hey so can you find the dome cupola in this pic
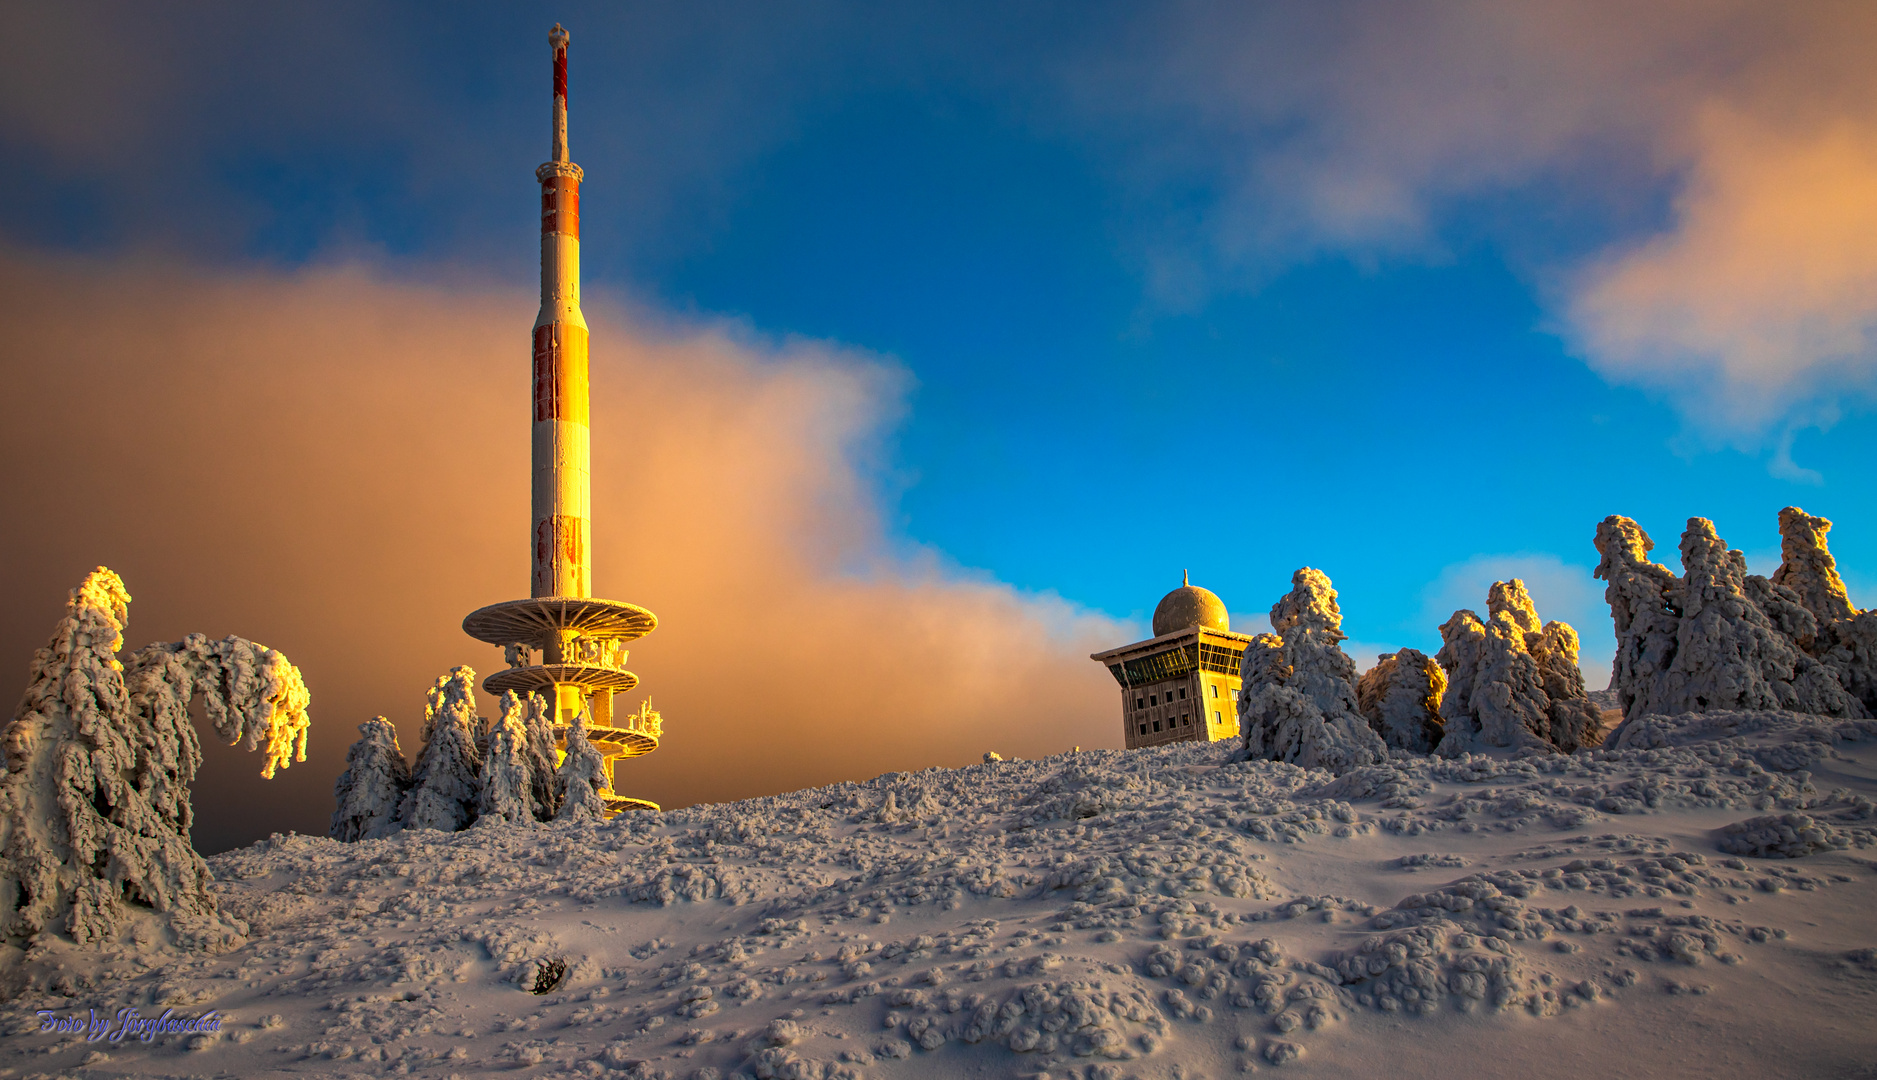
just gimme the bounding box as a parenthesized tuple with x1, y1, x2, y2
(1151, 570, 1229, 636)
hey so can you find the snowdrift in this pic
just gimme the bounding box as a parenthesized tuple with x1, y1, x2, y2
(3, 706, 1873, 1078)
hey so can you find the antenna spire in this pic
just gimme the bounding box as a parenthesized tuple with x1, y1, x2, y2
(549, 23, 570, 163)
(1182, 569, 1189, 587)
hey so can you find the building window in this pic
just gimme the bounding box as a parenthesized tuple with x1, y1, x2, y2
(1197, 641, 1244, 674)
(1138, 723, 1148, 735)
(1135, 697, 1144, 709)
(1181, 714, 1190, 726)
(1149, 693, 1157, 706)
(1179, 687, 1187, 699)
(1114, 644, 1199, 686)
(1153, 720, 1162, 732)
(1210, 684, 1218, 698)
(1213, 710, 1222, 723)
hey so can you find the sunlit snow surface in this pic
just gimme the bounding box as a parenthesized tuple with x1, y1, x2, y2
(5, 712, 1876, 1079)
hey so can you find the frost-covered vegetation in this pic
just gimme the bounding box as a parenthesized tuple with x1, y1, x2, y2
(1242, 507, 1877, 771)
(329, 671, 610, 840)
(3, 705, 1874, 1077)
(0, 568, 309, 953)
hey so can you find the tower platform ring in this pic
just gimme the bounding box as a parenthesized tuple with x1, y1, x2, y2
(605, 795, 660, 813)
(483, 662, 639, 696)
(588, 728, 658, 757)
(463, 596, 658, 648)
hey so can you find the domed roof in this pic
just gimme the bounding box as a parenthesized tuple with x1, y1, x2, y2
(1152, 571, 1229, 636)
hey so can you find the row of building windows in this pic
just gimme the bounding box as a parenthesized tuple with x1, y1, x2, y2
(1106, 645, 1198, 688)
(1135, 681, 1237, 711)
(1134, 685, 1191, 709)
(1197, 641, 1245, 675)
(1139, 714, 1194, 735)
(1137, 708, 1234, 738)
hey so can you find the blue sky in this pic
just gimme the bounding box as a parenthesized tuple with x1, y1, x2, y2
(6, 2, 1877, 838)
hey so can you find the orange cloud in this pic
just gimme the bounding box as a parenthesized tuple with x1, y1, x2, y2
(1079, 3, 1877, 435)
(1571, 109, 1877, 433)
(0, 252, 1128, 852)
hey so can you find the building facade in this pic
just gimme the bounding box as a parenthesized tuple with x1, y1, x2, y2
(1091, 574, 1249, 749)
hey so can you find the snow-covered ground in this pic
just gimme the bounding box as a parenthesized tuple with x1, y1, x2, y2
(4, 709, 1875, 1080)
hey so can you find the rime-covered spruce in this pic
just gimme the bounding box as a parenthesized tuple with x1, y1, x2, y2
(1239, 568, 1387, 773)
(1434, 579, 1602, 756)
(1356, 648, 1445, 752)
(555, 708, 612, 822)
(329, 718, 412, 841)
(0, 568, 309, 951)
(1596, 515, 1865, 724)
(399, 667, 485, 833)
(479, 692, 538, 825)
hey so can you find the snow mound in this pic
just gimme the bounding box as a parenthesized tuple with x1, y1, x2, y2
(1717, 813, 1851, 859)
(2, 704, 1871, 1076)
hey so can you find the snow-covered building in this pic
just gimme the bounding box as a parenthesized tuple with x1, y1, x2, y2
(1091, 573, 1250, 748)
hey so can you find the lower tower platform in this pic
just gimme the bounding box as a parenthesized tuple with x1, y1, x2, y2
(465, 596, 663, 814)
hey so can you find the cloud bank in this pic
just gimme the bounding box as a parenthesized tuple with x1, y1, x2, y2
(1572, 111, 1877, 437)
(1069, 1, 1877, 441)
(8, 2, 1877, 443)
(0, 252, 1126, 852)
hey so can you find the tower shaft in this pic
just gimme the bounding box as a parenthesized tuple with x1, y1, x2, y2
(533, 25, 590, 600)
(467, 24, 665, 817)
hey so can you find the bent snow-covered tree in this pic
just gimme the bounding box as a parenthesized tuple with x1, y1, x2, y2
(0, 568, 311, 949)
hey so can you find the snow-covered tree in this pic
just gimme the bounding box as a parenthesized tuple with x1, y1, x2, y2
(1239, 568, 1386, 773)
(329, 718, 411, 841)
(398, 667, 483, 833)
(477, 693, 535, 825)
(555, 706, 612, 822)
(1433, 607, 1555, 755)
(1355, 647, 1444, 752)
(0, 567, 309, 949)
(520, 691, 562, 821)
(1596, 515, 1863, 723)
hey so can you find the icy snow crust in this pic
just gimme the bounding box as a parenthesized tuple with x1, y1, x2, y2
(5, 711, 1875, 1078)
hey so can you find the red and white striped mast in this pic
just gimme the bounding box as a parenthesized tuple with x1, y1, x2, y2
(464, 24, 664, 815)
(534, 21, 590, 600)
